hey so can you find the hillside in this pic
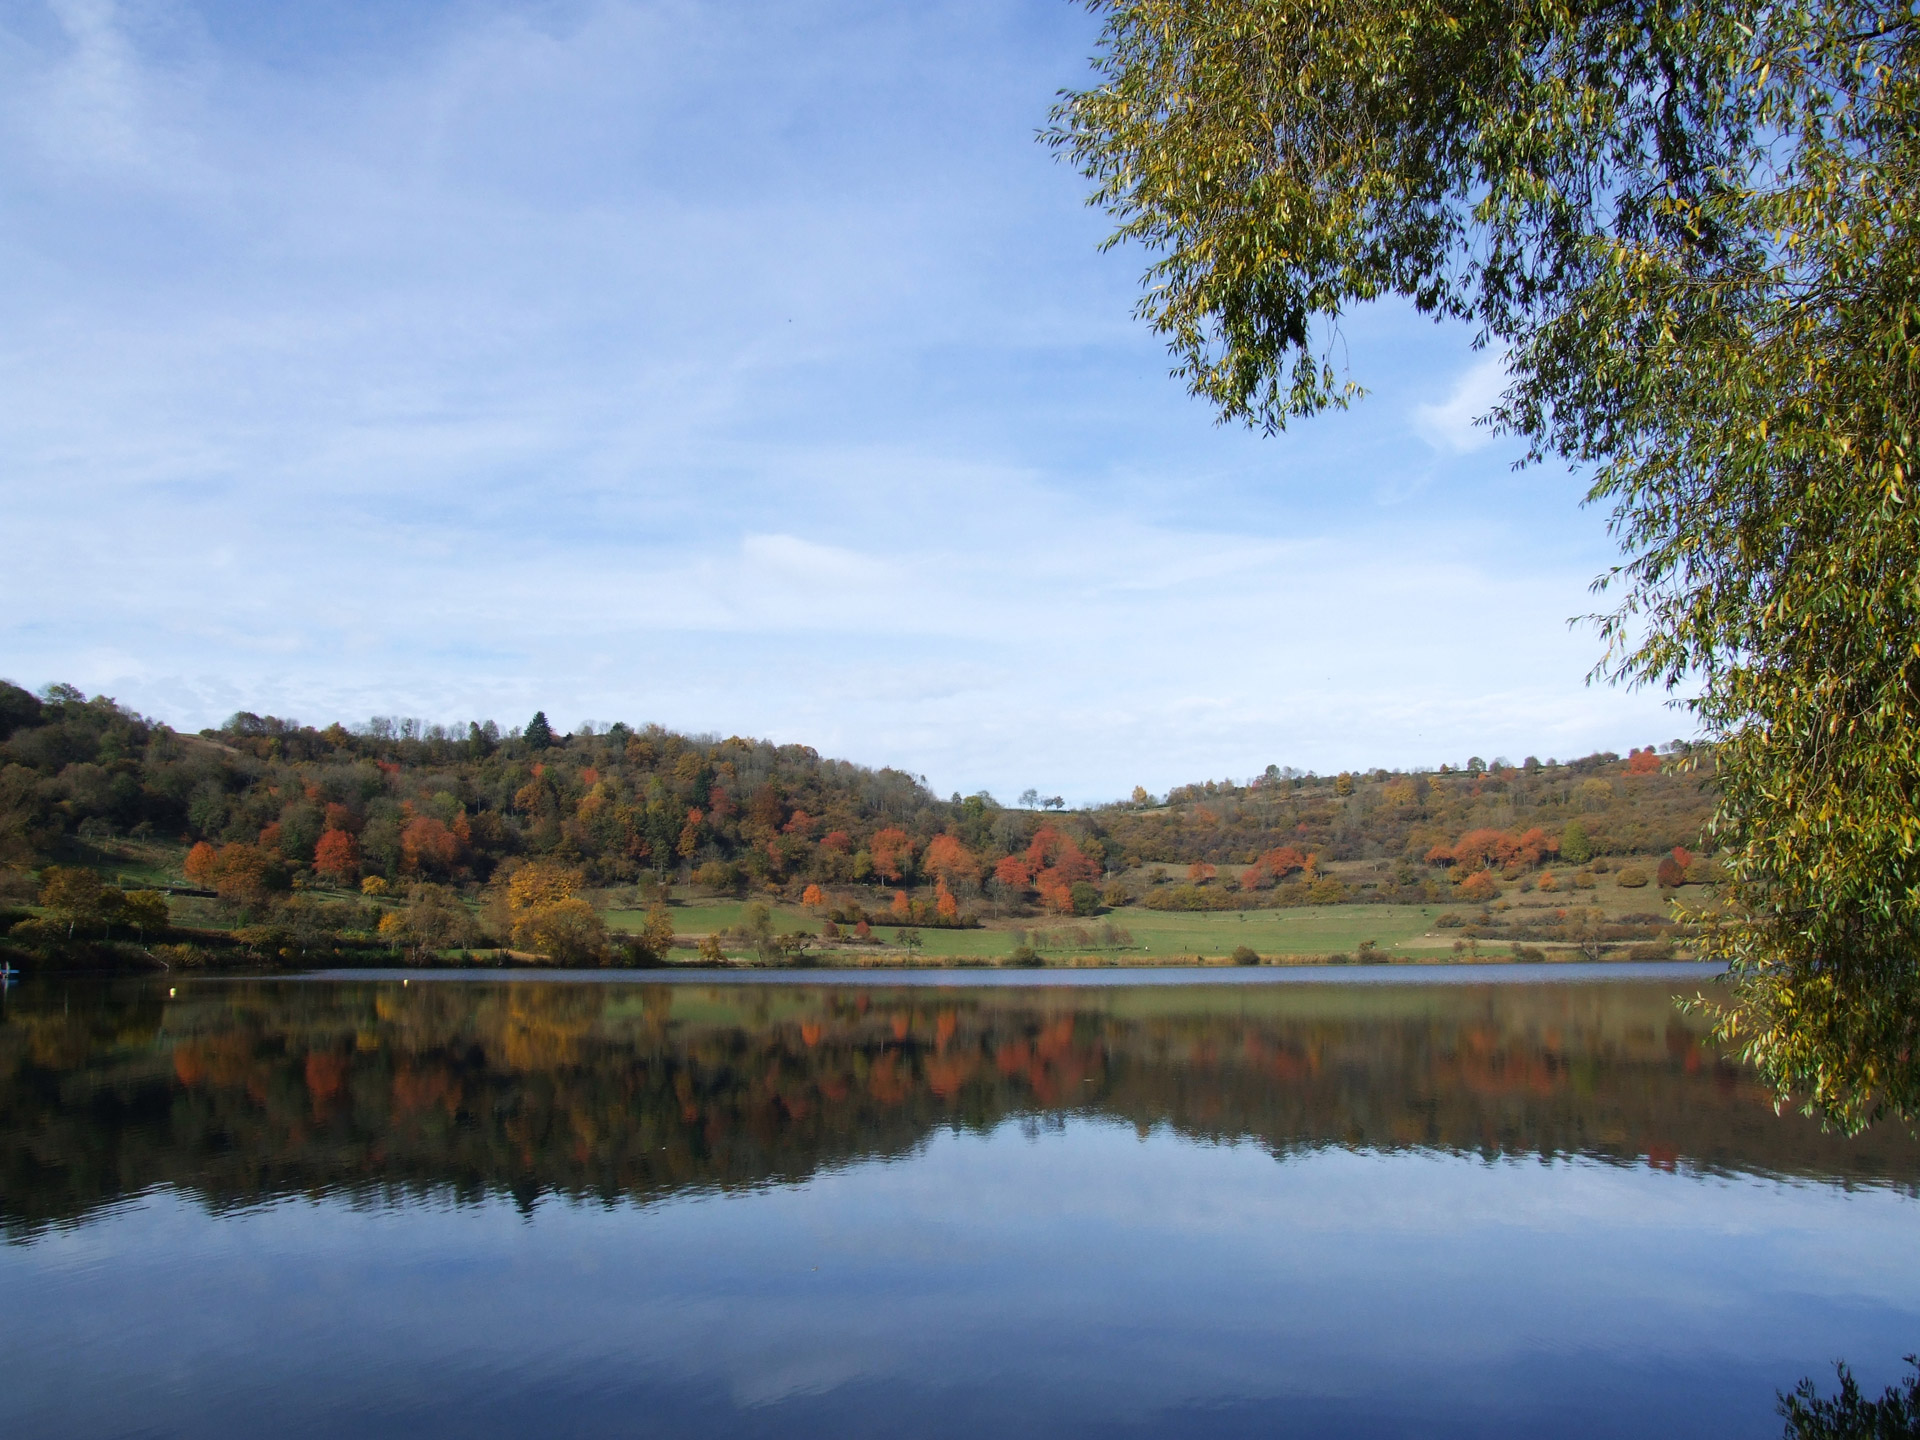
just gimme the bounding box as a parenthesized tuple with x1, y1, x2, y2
(0, 684, 952, 889)
(1097, 751, 1717, 876)
(0, 681, 1719, 966)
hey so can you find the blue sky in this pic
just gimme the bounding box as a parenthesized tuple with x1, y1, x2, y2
(0, 0, 1688, 802)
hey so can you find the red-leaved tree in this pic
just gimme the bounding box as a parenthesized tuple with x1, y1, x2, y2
(313, 829, 359, 884)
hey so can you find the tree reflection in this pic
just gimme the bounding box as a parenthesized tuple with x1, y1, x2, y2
(3, 978, 1917, 1239)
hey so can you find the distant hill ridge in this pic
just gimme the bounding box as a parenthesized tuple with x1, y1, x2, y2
(0, 683, 1713, 906)
(1096, 749, 1714, 871)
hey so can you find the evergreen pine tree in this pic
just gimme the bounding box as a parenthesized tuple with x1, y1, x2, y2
(524, 711, 554, 751)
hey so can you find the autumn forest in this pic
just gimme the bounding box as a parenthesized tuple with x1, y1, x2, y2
(0, 682, 1718, 969)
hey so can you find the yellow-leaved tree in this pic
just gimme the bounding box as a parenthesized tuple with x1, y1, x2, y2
(502, 861, 607, 965)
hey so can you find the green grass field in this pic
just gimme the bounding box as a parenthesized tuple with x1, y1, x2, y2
(608, 897, 1489, 963)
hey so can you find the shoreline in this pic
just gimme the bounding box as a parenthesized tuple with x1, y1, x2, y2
(266, 958, 1730, 986)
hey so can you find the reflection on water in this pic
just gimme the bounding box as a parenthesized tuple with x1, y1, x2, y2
(3, 976, 1918, 1438)
(5, 975, 1915, 1232)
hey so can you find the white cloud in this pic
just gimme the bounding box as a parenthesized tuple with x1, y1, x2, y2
(1413, 354, 1509, 454)
(0, 1, 1687, 801)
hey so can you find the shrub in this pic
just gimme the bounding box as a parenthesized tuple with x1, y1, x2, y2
(1230, 944, 1260, 966)
(1306, 877, 1349, 904)
(611, 935, 668, 968)
(517, 897, 607, 964)
(1616, 866, 1650, 888)
(1559, 820, 1593, 865)
(1459, 871, 1499, 902)
(1656, 855, 1686, 888)
(232, 924, 292, 960)
(693, 860, 739, 894)
(1005, 944, 1042, 967)
(1142, 884, 1239, 912)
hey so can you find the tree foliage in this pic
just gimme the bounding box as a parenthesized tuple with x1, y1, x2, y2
(1052, 0, 1920, 1128)
(38, 866, 118, 939)
(1780, 1358, 1920, 1440)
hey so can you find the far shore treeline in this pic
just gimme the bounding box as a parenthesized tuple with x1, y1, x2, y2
(0, 681, 1714, 969)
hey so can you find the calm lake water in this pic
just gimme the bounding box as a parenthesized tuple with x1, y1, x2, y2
(4, 966, 1918, 1438)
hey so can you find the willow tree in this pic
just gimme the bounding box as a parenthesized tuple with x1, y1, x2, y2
(1050, 0, 1920, 1128)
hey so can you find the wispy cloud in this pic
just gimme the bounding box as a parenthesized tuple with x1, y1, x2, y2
(0, 1, 1683, 801)
(1413, 354, 1509, 454)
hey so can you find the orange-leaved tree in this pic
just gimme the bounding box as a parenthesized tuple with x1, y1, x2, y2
(1460, 871, 1499, 902)
(922, 834, 980, 888)
(184, 840, 218, 888)
(871, 828, 915, 884)
(1026, 826, 1098, 914)
(400, 816, 458, 876)
(205, 842, 279, 910)
(313, 828, 359, 883)
(1240, 845, 1310, 889)
(1431, 827, 1557, 872)
(677, 808, 704, 859)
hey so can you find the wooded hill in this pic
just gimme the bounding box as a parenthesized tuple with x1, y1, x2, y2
(1096, 750, 1717, 871)
(0, 683, 954, 892)
(0, 682, 1716, 955)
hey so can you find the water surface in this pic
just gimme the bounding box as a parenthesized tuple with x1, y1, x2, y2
(3, 972, 1916, 1437)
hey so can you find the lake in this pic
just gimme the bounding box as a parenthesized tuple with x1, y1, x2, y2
(3, 966, 1917, 1437)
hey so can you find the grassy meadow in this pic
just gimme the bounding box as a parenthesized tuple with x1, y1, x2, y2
(598, 847, 1702, 966)
(606, 895, 1661, 966)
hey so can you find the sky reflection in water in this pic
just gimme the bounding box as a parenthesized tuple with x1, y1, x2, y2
(3, 974, 1918, 1438)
